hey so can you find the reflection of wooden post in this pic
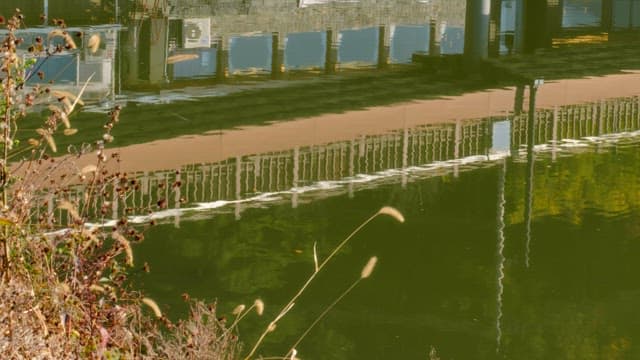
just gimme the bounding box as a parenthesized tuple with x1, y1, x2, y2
(174, 170, 181, 228)
(514, 84, 525, 115)
(235, 156, 242, 220)
(349, 140, 355, 198)
(216, 36, 229, 81)
(325, 29, 338, 74)
(598, 100, 605, 135)
(454, 120, 461, 177)
(495, 158, 506, 353)
(292, 147, 299, 208)
(47, 193, 54, 226)
(524, 82, 538, 269)
(402, 128, 408, 187)
(271, 32, 285, 79)
(552, 106, 558, 161)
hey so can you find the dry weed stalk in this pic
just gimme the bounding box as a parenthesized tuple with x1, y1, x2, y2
(0, 10, 237, 358)
(283, 256, 379, 359)
(243, 207, 404, 359)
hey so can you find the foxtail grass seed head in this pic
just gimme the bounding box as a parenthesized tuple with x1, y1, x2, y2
(142, 298, 162, 318)
(254, 299, 264, 316)
(63, 128, 77, 136)
(36, 128, 57, 152)
(112, 231, 134, 267)
(377, 206, 405, 223)
(361, 256, 378, 279)
(313, 241, 319, 272)
(232, 304, 246, 316)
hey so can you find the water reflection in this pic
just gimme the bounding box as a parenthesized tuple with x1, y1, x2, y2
(5, 1, 640, 359)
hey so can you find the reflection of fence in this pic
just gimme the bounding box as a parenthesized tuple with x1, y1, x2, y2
(56, 119, 489, 222)
(48, 96, 640, 225)
(511, 96, 640, 148)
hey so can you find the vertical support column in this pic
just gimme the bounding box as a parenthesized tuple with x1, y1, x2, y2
(43, 0, 49, 25)
(495, 158, 506, 353)
(548, 0, 564, 34)
(47, 193, 54, 227)
(429, 19, 441, 56)
(551, 106, 558, 162)
(629, 0, 635, 30)
(601, 0, 613, 33)
(348, 140, 355, 198)
(514, 84, 525, 115)
(125, 23, 140, 83)
(149, 17, 168, 83)
(271, 32, 285, 79)
(254, 156, 261, 192)
(292, 147, 299, 208)
(216, 36, 229, 82)
(524, 81, 538, 269)
(464, 0, 491, 62)
(325, 29, 339, 74)
(488, 0, 502, 57)
(598, 100, 605, 135)
(454, 120, 462, 178)
(377, 25, 391, 68)
(401, 128, 409, 188)
(524, 0, 552, 52)
(174, 170, 181, 228)
(235, 156, 242, 220)
(514, 0, 526, 53)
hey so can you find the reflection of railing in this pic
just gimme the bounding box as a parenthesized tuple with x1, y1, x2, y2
(48, 119, 490, 224)
(46, 95, 640, 226)
(122, 120, 488, 209)
(511, 96, 640, 148)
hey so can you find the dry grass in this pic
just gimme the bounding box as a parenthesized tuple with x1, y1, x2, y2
(0, 10, 238, 359)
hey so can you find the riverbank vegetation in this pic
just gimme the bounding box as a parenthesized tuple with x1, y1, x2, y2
(0, 10, 404, 359)
(0, 10, 239, 358)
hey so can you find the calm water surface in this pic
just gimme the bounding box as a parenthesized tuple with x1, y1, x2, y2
(3, 0, 640, 358)
(132, 133, 640, 359)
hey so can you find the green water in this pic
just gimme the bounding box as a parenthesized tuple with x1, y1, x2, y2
(4, 0, 640, 358)
(129, 136, 640, 359)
